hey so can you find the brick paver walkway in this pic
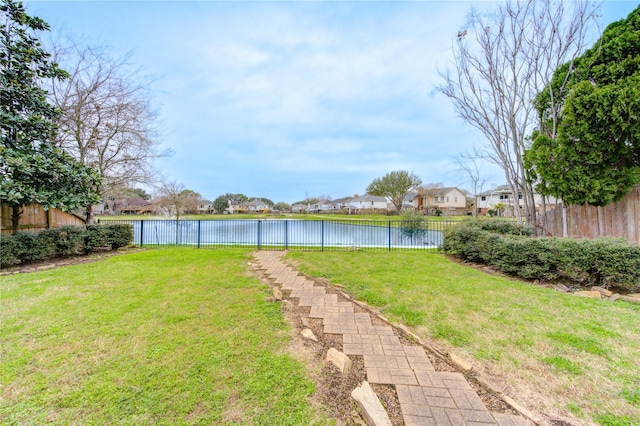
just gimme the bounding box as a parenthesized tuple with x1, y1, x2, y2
(254, 251, 532, 426)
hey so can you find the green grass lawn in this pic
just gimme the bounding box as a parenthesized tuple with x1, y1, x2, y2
(287, 251, 640, 426)
(1, 249, 331, 425)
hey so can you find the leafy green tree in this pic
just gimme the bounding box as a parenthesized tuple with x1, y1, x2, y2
(273, 202, 291, 212)
(527, 5, 640, 206)
(232, 193, 249, 204)
(292, 197, 320, 206)
(366, 170, 422, 213)
(0, 0, 100, 233)
(130, 187, 151, 201)
(212, 195, 229, 214)
(212, 193, 249, 214)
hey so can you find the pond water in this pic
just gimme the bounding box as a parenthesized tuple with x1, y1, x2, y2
(113, 219, 445, 249)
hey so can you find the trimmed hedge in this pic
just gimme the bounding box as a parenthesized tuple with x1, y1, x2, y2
(443, 219, 640, 292)
(1, 224, 133, 268)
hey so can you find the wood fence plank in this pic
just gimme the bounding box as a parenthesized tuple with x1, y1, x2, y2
(1, 204, 85, 234)
(540, 184, 639, 245)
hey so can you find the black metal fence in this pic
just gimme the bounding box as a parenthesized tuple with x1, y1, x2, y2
(98, 218, 459, 252)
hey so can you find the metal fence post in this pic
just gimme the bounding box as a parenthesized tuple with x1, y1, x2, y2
(257, 220, 262, 250)
(388, 221, 392, 251)
(140, 220, 144, 247)
(197, 220, 201, 248)
(321, 220, 325, 251)
(285, 220, 289, 250)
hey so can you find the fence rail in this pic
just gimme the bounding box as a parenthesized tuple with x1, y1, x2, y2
(99, 218, 458, 251)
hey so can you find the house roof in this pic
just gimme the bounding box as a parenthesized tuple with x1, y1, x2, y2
(404, 192, 420, 201)
(247, 199, 268, 207)
(356, 195, 387, 202)
(331, 197, 351, 204)
(478, 185, 516, 196)
(419, 187, 463, 197)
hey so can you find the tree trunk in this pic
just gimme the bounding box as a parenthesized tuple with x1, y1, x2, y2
(11, 206, 22, 235)
(540, 196, 547, 236)
(85, 204, 94, 225)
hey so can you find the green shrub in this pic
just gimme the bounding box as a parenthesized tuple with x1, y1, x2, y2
(567, 239, 640, 291)
(444, 220, 640, 292)
(0, 234, 21, 267)
(0, 224, 133, 268)
(442, 222, 485, 261)
(490, 237, 557, 279)
(85, 224, 133, 250)
(39, 226, 87, 257)
(85, 224, 110, 250)
(104, 224, 134, 248)
(475, 218, 535, 236)
(400, 211, 429, 241)
(20, 232, 55, 262)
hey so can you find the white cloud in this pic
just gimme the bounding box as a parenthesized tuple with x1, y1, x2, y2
(32, 0, 575, 201)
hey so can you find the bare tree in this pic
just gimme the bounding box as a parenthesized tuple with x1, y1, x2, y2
(49, 43, 171, 223)
(455, 152, 486, 217)
(155, 181, 201, 221)
(438, 0, 597, 224)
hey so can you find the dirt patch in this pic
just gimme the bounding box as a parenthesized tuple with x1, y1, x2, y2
(253, 258, 520, 425)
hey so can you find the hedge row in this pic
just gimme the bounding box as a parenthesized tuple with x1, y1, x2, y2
(443, 219, 640, 292)
(1, 224, 133, 268)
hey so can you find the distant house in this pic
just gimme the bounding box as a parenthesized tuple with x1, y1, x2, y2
(120, 198, 154, 215)
(417, 187, 467, 214)
(346, 195, 388, 214)
(291, 204, 307, 213)
(327, 197, 351, 212)
(307, 200, 332, 213)
(246, 199, 270, 213)
(403, 192, 420, 210)
(197, 200, 213, 214)
(476, 185, 558, 216)
(227, 199, 247, 214)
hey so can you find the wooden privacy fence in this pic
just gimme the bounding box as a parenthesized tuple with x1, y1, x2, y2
(0, 204, 86, 234)
(539, 184, 640, 244)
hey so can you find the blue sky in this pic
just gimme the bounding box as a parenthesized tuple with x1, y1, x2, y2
(26, 1, 638, 203)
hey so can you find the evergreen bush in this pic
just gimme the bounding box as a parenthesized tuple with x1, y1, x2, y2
(0, 224, 133, 268)
(443, 219, 640, 292)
